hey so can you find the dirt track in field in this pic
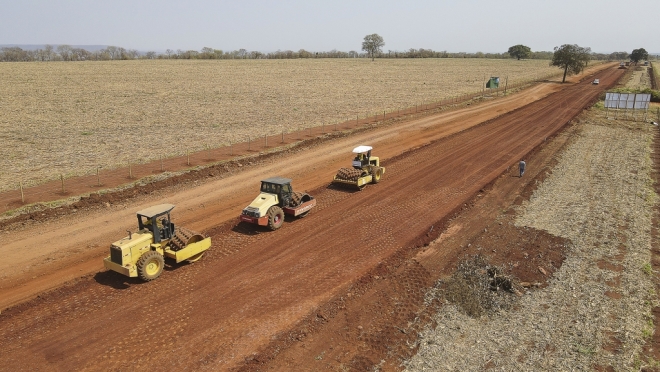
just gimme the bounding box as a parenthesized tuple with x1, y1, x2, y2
(0, 64, 622, 371)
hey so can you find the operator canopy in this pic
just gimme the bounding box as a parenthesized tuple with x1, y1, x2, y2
(261, 176, 292, 185)
(352, 145, 373, 153)
(136, 204, 175, 218)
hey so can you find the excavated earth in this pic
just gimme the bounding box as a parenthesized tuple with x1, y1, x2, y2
(0, 63, 624, 371)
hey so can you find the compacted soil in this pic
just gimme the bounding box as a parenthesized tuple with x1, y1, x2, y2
(0, 64, 623, 371)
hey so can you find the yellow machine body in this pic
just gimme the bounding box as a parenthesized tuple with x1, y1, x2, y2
(103, 204, 211, 281)
(103, 231, 160, 278)
(164, 236, 211, 263)
(240, 177, 317, 229)
(332, 146, 386, 189)
(246, 193, 279, 218)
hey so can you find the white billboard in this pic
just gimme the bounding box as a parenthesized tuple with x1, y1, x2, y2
(605, 92, 651, 110)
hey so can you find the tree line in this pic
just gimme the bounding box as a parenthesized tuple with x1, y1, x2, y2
(0, 44, 603, 63)
(0, 43, 647, 63)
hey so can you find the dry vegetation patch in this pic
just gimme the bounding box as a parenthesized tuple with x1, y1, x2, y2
(0, 59, 559, 191)
(404, 110, 657, 370)
(440, 255, 518, 318)
(626, 66, 653, 90)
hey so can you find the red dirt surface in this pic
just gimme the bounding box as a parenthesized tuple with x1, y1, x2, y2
(0, 64, 621, 371)
(0, 68, 583, 310)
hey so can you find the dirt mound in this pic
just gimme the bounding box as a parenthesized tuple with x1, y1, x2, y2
(441, 255, 517, 318)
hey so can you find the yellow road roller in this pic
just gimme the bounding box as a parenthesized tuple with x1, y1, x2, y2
(103, 204, 211, 281)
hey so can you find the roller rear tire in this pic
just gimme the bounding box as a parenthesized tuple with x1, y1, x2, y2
(371, 167, 383, 184)
(137, 251, 165, 281)
(267, 206, 285, 230)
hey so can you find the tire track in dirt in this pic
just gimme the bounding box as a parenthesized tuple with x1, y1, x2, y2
(0, 66, 624, 371)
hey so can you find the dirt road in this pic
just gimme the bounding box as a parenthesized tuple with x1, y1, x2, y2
(0, 64, 609, 310)
(0, 64, 622, 371)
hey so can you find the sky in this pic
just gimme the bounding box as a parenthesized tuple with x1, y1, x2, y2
(1, 0, 658, 54)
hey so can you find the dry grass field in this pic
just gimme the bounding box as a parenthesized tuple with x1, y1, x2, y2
(627, 65, 652, 90)
(0, 58, 560, 191)
(404, 66, 658, 370)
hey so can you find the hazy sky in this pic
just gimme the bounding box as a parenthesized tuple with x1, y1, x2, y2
(1, 0, 658, 53)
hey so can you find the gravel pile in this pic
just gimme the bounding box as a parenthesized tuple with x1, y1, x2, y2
(404, 115, 656, 371)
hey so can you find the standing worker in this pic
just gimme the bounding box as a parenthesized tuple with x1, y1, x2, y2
(519, 160, 526, 177)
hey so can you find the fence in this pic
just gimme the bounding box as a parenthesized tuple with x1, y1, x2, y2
(651, 62, 659, 90)
(0, 69, 565, 214)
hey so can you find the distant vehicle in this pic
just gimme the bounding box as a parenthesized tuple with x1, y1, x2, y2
(644, 61, 649, 66)
(592, 79, 599, 85)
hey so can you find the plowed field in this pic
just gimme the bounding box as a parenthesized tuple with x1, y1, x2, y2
(0, 63, 623, 371)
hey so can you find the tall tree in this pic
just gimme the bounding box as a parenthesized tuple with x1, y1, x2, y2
(362, 33, 384, 61)
(105, 46, 120, 60)
(44, 44, 54, 61)
(507, 44, 531, 60)
(550, 44, 591, 83)
(70, 48, 90, 61)
(56, 44, 73, 61)
(629, 48, 648, 63)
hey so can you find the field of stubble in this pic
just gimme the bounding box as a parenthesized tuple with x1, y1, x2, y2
(0, 58, 559, 191)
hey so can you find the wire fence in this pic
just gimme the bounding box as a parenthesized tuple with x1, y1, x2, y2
(650, 61, 659, 90)
(0, 70, 566, 214)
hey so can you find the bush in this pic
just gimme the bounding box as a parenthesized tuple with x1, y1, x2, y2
(608, 87, 660, 102)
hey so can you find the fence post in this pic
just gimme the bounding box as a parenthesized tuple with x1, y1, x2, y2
(248, 136, 251, 151)
(282, 130, 285, 143)
(129, 161, 133, 178)
(230, 141, 233, 156)
(160, 156, 164, 172)
(187, 150, 190, 166)
(482, 74, 485, 97)
(97, 167, 101, 186)
(265, 134, 267, 147)
(20, 181, 24, 203)
(61, 174, 65, 193)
